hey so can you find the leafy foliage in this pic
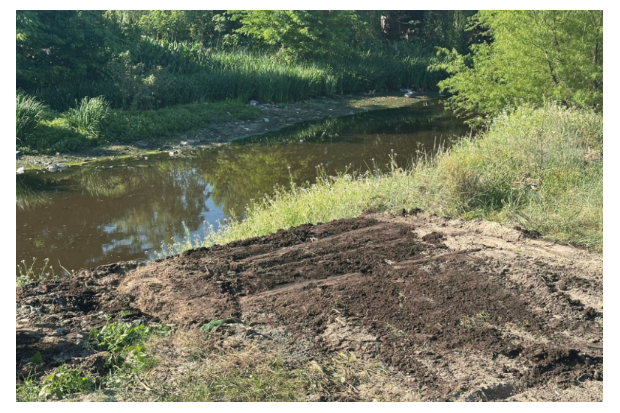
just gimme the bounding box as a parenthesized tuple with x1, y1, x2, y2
(432, 11, 603, 123)
(379, 10, 477, 52)
(16, 11, 115, 89)
(104, 100, 260, 142)
(23, 118, 91, 153)
(89, 321, 170, 366)
(38, 366, 95, 399)
(17, 10, 462, 115)
(106, 10, 232, 46)
(230, 11, 361, 61)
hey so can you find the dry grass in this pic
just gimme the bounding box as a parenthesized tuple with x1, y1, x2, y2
(104, 327, 420, 402)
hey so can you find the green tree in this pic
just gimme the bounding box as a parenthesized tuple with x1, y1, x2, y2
(16, 10, 115, 90)
(106, 10, 233, 45)
(140, 11, 215, 43)
(229, 10, 360, 60)
(415, 11, 477, 52)
(432, 10, 603, 123)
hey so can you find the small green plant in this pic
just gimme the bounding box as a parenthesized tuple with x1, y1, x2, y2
(66, 96, 110, 139)
(38, 365, 95, 399)
(16, 92, 46, 141)
(16, 378, 41, 402)
(89, 321, 170, 366)
(118, 309, 132, 318)
(17, 257, 57, 286)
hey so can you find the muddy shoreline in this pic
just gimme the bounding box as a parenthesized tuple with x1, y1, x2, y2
(16, 212, 603, 401)
(16, 93, 437, 172)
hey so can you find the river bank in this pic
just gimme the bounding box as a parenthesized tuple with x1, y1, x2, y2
(16, 93, 436, 172)
(15, 103, 603, 402)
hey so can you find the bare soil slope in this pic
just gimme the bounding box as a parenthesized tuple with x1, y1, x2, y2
(16, 212, 603, 401)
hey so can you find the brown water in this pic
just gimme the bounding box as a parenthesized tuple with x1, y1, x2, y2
(16, 103, 469, 274)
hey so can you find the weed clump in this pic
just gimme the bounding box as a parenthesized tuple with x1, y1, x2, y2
(37, 366, 96, 400)
(65, 96, 110, 139)
(89, 321, 171, 368)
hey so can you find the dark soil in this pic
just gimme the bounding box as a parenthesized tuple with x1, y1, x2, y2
(16, 213, 603, 401)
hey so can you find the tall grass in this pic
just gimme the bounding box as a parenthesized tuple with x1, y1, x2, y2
(195, 104, 602, 252)
(32, 41, 442, 111)
(65, 96, 110, 139)
(16, 92, 46, 141)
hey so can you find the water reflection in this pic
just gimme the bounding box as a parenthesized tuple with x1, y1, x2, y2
(17, 103, 469, 273)
(17, 176, 52, 210)
(17, 159, 219, 271)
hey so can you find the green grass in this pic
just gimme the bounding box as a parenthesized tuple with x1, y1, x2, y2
(17, 99, 261, 154)
(65, 96, 110, 139)
(104, 99, 260, 143)
(16, 92, 46, 141)
(19, 96, 111, 153)
(142, 331, 413, 402)
(180, 103, 602, 253)
(22, 117, 91, 153)
(164, 352, 382, 402)
(165, 355, 307, 402)
(32, 41, 442, 111)
(16, 378, 41, 402)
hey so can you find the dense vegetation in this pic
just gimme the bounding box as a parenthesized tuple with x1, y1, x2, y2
(432, 10, 603, 124)
(16, 10, 472, 153)
(15, 9, 604, 247)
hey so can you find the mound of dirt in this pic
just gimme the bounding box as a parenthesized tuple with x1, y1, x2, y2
(16, 213, 603, 401)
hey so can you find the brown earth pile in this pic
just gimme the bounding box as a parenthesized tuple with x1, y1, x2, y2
(16, 212, 603, 401)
